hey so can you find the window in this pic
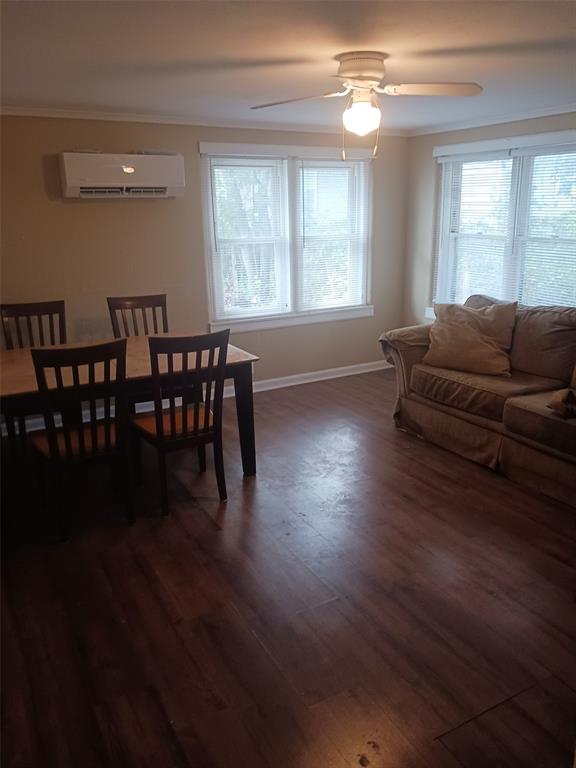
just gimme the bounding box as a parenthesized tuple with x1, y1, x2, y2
(202, 145, 372, 330)
(209, 158, 289, 319)
(434, 137, 576, 307)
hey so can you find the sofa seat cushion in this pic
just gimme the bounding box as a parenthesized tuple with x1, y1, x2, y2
(410, 364, 564, 421)
(504, 391, 576, 456)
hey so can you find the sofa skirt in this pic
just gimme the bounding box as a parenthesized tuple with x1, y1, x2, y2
(500, 438, 576, 509)
(397, 395, 575, 508)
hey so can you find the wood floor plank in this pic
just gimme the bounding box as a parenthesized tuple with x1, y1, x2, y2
(440, 676, 576, 768)
(3, 370, 576, 767)
(5, 551, 107, 768)
(1, 589, 43, 768)
(310, 687, 463, 768)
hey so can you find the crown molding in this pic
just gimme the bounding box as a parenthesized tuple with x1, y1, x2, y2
(3, 103, 573, 140)
(0, 105, 408, 137)
(407, 103, 576, 137)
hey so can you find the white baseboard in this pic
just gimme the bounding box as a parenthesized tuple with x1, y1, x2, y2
(224, 359, 392, 398)
(11, 360, 391, 433)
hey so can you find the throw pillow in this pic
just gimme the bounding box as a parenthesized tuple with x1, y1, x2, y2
(547, 389, 576, 419)
(423, 301, 517, 376)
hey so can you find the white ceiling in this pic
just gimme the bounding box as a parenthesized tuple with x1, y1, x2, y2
(2, 1, 575, 134)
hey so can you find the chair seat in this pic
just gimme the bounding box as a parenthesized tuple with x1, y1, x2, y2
(132, 403, 213, 438)
(31, 422, 117, 457)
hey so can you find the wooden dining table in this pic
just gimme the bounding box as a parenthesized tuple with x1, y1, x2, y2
(0, 334, 259, 475)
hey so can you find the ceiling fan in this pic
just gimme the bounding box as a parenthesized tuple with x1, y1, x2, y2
(251, 51, 482, 139)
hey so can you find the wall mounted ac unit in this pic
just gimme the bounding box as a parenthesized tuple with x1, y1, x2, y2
(59, 152, 186, 198)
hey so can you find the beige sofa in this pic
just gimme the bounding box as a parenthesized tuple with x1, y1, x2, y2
(380, 295, 576, 508)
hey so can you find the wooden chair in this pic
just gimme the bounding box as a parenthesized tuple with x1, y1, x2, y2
(1, 300, 66, 350)
(130, 330, 230, 515)
(107, 294, 168, 338)
(1, 301, 67, 458)
(30, 339, 133, 538)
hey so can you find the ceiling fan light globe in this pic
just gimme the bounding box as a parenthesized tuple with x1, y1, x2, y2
(342, 101, 381, 136)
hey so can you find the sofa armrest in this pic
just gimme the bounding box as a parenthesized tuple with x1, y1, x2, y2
(379, 324, 431, 351)
(379, 324, 431, 401)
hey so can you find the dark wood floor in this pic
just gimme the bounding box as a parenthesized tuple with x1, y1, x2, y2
(3, 369, 576, 768)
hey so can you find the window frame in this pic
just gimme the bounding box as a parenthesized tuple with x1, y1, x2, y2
(207, 156, 291, 321)
(200, 143, 374, 333)
(432, 132, 576, 308)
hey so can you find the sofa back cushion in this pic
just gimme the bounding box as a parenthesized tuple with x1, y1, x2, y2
(465, 295, 576, 383)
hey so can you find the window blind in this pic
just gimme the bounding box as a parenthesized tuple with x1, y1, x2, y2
(208, 158, 289, 319)
(520, 152, 576, 306)
(295, 161, 369, 311)
(434, 145, 576, 308)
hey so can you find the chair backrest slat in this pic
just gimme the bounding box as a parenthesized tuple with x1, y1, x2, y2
(48, 313, 56, 345)
(107, 294, 168, 339)
(103, 357, 113, 452)
(204, 346, 216, 431)
(142, 308, 150, 335)
(180, 351, 189, 436)
(167, 353, 177, 438)
(148, 331, 229, 444)
(15, 318, 24, 348)
(1, 301, 66, 350)
(131, 308, 138, 336)
(32, 339, 127, 461)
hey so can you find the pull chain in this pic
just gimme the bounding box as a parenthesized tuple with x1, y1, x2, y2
(373, 118, 381, 158)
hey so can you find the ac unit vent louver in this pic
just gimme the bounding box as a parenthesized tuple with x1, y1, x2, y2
(125, 187, 168, 196)
(79, 187, 124, 197)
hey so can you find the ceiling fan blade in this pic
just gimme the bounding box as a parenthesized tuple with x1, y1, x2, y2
(202, 57, 314, 71)
(382, 83, 483, 97)
(412, 39, 576, 58)
(251, 90, 348, 110)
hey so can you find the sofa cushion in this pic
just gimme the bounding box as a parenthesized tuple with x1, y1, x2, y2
(423, 302, 516, 376)
(411, 363, 564, 421)
(511, 306, 576, 383)
(504, 391, 576, 456)
(464, 295, 576, 383)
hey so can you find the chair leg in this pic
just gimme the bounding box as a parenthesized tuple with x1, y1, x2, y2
(197, 444, 206, 472)
(213, 438, 227, 502)
(34, 450, 48, 513)
(52, 465, 69, 542)
(122, 453, 136, 525)
(157, 449, 170, 516)
(131, 429, 143, 486)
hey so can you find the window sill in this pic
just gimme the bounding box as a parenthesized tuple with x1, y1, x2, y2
(209, 305, 374, 334)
